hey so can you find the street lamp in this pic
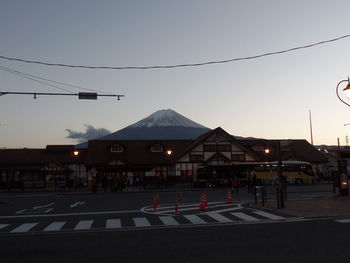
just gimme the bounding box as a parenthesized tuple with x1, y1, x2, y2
(73, 150, 80, 189)
(336, 78, 350, 107)
(165, 149, 173, 185)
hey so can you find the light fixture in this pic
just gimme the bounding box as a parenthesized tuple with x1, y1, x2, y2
(336, 77, 350, 107)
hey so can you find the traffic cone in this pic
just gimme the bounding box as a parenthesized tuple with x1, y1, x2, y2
(153, 194, 160, 212)
(174, 202, 180, 215)
(199, 192, 207, 211)
(201, 192, 208, 206)
(227, 189, 233, 204)
(177, 192, 184, 205)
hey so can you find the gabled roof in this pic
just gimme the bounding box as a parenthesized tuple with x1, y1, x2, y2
(175, 127, 259, 160)
(205, 152, 231, 164)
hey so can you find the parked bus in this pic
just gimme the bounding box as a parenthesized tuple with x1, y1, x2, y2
(193, 161, 314, 187)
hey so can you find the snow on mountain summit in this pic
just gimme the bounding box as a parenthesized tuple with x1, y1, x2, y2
(129, 109, 207, 128)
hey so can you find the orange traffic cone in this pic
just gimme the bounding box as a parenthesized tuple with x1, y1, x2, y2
(153, 194, 160, 212)
(174, 202, 180, 215)
(201, 192, 208, 206)
(227, 189, 233, 204)
(199, 192, 207, 211)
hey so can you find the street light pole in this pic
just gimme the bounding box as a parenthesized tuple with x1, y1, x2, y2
(336, 78, 350, 107)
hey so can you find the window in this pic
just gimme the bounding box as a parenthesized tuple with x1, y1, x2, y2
(203, 144, 231, 152)
(110, 144, 123, 152)
(189, 154, 204, 162)
(231, 154, 245, 161)
(151, 144, 163, 152)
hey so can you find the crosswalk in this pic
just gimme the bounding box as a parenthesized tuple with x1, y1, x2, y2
(0, 209, 295, 235)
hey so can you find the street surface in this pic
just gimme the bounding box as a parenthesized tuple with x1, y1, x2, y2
(0, 184, 344, 262)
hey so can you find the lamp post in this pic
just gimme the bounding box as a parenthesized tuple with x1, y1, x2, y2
(336, 78, 350, 107)
(166, 149, 173, 186)
(73, 150, 79, 189)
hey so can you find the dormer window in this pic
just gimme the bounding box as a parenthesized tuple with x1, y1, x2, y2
(151, 144, 163, 152)
(110, 144, 123, 153)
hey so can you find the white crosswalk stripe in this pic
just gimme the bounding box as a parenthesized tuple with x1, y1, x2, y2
(74, 220, 93, 230)
(207, 213, 233, 223)
(0, 209, 293, 234)
(11, 223, 38, 233)
(44, 221, 66, 232)
(252, 211, 286, 220)
(133, 217, 151, 227)
(183, 215, 206, 224)
(106, 219, 121, 229)
(159, 216, 179, 226)
(231, 212, 259, 221)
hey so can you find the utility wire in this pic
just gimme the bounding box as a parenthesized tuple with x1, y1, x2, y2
(0, 34, 350, 70)
(0, 65, 113, 94)
(0, 65, 73, 93)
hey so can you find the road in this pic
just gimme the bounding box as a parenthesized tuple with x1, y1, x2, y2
(0, 184, 341, 262)
(1, 219, 349, 263)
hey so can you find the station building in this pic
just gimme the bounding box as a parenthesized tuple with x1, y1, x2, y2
(0, 127, 327, 190)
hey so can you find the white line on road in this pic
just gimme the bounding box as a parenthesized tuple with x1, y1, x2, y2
(206, 213, 233, 223)
(334, 219, 350, 223)
(106, 219, 121, 229)
(201, 206, 242, 215)
(183, 215, 206, 224)
(11, 223, 38, 233)
(75, 220, 93, 230)
(159, 216, 179, 226)
(44, 222, 66, 232)
(252, 210, 286, 220)
(15, 209, 26, 214)
(231, 212, 259, 221)
(133, 217, 151, 227)
(0, 209, 140, 219)
(70, 202, 86, 208)
(33, 202, 55, 210)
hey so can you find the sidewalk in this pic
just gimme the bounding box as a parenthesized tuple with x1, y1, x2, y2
(250, 195, 350, 218)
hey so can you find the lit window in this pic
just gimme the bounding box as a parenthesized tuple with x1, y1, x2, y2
(110, 144, 123, 152)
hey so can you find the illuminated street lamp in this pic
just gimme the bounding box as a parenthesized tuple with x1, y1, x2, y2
(73, 150, 80, 189)
(336, 78, 350, 107)
(165, 149, 173, 185)
(264, 148, 270, 154)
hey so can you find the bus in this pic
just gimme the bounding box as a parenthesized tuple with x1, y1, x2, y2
(193, 161, 314, 187)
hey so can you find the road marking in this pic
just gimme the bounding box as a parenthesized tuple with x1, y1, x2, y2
(44, 222, 66, 232)
(74, 220, 93, 230)
(231, 212, 259, 221)
(11, 223, 38, 233)
(183, 215, 206, 224)
(201, 206, 242, 215)
(33, 203, 55, 210)
(0, 224, 9, 230)
(15, 209, 26, 214)
(70, 202, 86, 208)
(133, 217, 151, 227)
(206, 213, 233, 223)
(106, 219, 121, 229)
(334, 219, 350, 223)
(159, 216, 179, 226)
(252, 211, 285, 220)
(0, 209, 140, 219)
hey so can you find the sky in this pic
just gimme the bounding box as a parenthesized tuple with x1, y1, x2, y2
(1, 0, 350, 148)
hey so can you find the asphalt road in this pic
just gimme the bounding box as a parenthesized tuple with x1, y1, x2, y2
(0, 219, 348, 263)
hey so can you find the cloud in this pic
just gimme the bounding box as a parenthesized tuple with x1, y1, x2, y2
(66, 125, 111, 142)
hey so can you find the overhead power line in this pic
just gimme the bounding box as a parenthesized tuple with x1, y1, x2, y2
(0, 34, 350, 70)
(0, 65, 113, 94)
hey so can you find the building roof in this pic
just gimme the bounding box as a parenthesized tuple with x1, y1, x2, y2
(85, 140, 193, 168)
(239, 139, 328, 163)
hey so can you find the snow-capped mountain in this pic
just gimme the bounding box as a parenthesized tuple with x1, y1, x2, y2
(76, 109, 210, 148)
(130, 109, 207, 128)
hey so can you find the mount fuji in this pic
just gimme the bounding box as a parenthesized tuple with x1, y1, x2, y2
(76, 109, 211, 148)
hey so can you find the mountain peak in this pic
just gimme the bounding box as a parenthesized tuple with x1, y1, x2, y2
(129, 109, 207, 129)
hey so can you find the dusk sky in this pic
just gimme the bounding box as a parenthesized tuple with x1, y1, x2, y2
(1, 0, 350, 148)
